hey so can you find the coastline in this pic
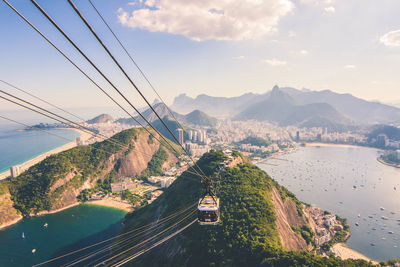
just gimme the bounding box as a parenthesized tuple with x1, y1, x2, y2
(256, 143, 382, 263)
(377, 157, 400, 169)
(0, 215, 23, 231)
(0, 129, 91, 180)
(85, 198, 133, 213)
(331, 243, 378, 264)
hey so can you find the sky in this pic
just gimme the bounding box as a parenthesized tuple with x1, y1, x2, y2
(0, 0, 399, 116)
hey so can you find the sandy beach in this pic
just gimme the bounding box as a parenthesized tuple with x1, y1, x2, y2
(0, 129, 91, 180)
(85, 198, 133, 212)
(331, 243, 378, 264)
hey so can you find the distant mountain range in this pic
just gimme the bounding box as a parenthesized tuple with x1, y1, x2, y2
(87, 114, 114, 124)
(89, 103, 218, 128)
(172, 86, 400, 125)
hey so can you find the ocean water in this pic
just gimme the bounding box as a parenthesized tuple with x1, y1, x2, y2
(0, 126, 80, 173)
(0, 204, 127, 266)
(258, 145, 400, 261)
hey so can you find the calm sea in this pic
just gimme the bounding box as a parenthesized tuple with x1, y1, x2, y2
(258, 145, 400, 261)
(0, 204, 127, 266)
(0, 125, 80, 173)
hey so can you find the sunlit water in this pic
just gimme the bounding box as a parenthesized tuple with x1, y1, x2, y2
(0, 204, 126, 266)
(258, 145, 400, 261)
(0, 127, 80, 173)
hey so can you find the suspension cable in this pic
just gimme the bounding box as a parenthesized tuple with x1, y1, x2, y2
(112, 219, 197, 267)
(29, 0, 206, 180)
(0, 79, 86, 122)
(1, 0, 202, 179)
(33, 202, 196, 267)
(87, 0, 188, 135)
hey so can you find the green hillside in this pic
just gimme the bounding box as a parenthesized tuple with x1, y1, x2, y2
(9, 129, 139, 215)
(118, 151, 372, 266)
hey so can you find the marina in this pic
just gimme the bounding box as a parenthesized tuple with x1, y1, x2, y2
(258, 144, 400, 261)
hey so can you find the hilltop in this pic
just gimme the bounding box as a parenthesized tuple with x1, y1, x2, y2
(171, 85, 400, 125)
(0, 128, 179, 223)
(117, 151, 373, 266)
(87, 114, 114, 124)
(116, 103, 218, 128)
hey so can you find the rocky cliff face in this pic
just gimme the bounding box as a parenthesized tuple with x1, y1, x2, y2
(0, 128, 178, 228)
(270, 187, 309, 251)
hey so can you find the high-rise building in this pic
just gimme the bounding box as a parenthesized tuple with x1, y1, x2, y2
(175, 128, 184, 145)
(193, 131, 198, 142)
(188, 130, 193, 141)
(10, 166, 20, 178)
(377, 134, 388, 147)
(296, 131, 300, 142)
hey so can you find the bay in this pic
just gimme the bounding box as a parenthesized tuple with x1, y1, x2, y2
(0, 127, 80, 173)
(258, 145, 400, 261)
(0, 204, 127, 266)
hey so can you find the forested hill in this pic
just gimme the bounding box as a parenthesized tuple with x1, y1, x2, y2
(5, 128, 179, 217)
(118, 151, 372, 266)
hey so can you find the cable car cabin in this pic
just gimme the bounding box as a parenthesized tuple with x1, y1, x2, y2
(197, 195, 220, 225)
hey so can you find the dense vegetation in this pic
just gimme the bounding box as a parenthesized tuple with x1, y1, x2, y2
(237, 136, 270, 147)
(140, 146, 169, 178)
(9, 128, 138, 215)
(119, 150, 373, 266)
(368, 125, 400, 142)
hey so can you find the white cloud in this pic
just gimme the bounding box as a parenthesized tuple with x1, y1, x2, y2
(301, 0, 335, 6)
(117, 0, 294, 41)
(264, 59, 287, 66)
(324, 6, 335, 13)
(233, 56, 245, 59)
(345, 65, 356, 69)
(380, 30, 400, 47)
(289, 49, 309, 55)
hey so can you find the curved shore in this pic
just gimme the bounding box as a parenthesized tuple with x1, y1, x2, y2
(0, 129, 91, 180)
(377, 157, 400, 169)
(331, 243, 378, 264)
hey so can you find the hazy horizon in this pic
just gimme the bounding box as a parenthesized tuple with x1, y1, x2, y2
(1, 0, 399, 113)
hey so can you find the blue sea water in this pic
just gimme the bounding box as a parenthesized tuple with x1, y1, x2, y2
(0, 204, 127, 266)
(0, 125, 80, 173)
(259, 145, 400, 261)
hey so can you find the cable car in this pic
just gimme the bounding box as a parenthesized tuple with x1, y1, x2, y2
(198, 194, 220, 225)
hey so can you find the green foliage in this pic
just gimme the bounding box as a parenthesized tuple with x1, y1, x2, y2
(237, 136, 270, 147)
(368, 125, 400, 142)
(0, 181, 9, 195)
(292, 225, 315, 245)
(9, 128, 138, 215)
(140, 146, 169, 178)
(119, 150, 373, 267)
(120, 189, 143, 205)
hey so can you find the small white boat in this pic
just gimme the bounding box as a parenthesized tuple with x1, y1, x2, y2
(43, 223, 48, 227)
(22, 232, 25, 239)
(32, 249, 36, 253)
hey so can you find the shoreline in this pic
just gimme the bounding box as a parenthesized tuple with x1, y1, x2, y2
(377, 157, 400, 169)
(256, 143, 381, 263)
(331, 243, 378, 264)
(0, 129, 91, 180)
(0, 199, 130, 231)
(84, 198, 133, 213)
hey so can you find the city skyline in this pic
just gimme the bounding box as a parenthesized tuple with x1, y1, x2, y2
(0, 0, 399, 113)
